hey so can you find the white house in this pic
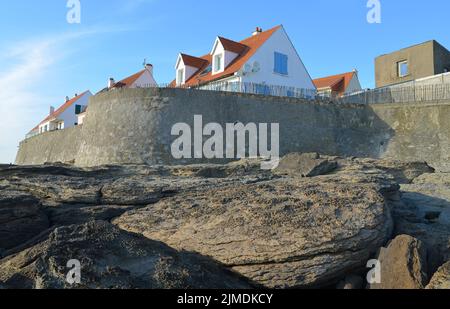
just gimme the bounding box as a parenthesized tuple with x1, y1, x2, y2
(108, 64, 157, 90)
(27, 91, 92, 138)
(171, 25, 316, 96)
(313, 70, 362, 98)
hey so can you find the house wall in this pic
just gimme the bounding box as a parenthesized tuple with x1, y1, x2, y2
(37, 92, 92, 133)
(433, 41, 450, 74)
(59, 92, 91, 127)
(132, 69, 157, 88)
(178, 63, 199, 85)
(378, 72, 450, 90)
(345, 74, 363, 94)
(241, 27, 316, 90)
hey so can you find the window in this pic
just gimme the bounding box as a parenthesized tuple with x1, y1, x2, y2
(75, 105, 81, 115)
(398, 60, 409, 77)
(214, 54, 223, 73)
(177, 68, 184, 85)
(274, 52, 288, 75)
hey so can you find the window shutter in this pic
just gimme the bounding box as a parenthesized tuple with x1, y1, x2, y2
(274, 52, 280, 73)
(274, 52, 288, 75)
(283, 54, 288, 75)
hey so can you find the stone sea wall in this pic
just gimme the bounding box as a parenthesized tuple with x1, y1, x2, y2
(15, 88, 450, 168)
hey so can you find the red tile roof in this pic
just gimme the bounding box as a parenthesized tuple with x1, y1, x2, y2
(30, 91, 90, 133)
(171, 25, 282, 87)
(217, 37, 248, 54)
(313, 72, 356, 96)
(112, 69, 146, 88)
(179, 54, 209, 69)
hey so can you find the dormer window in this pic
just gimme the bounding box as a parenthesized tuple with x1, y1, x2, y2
(210, 37, 247, 75)
(175, 53, 209, 86)
(213, 54, 223, 73)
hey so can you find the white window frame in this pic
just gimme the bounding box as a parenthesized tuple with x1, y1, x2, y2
(177, 68, 185, 85)
(398, 60, 409, 77)
(213, 53, 223, 74)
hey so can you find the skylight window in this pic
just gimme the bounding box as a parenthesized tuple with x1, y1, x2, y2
(200, 65, 212, 76)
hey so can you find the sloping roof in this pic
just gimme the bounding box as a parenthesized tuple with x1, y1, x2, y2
(179, 54, 209, 69)
(171, 25, 282, 87)
(217, 37, 248, 54)
(30, 91, 90, 133)
(112, 69, 146, 88)
(313, 72, 356, 95)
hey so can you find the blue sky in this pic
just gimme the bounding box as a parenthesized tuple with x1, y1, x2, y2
(0, 0, 449, 163)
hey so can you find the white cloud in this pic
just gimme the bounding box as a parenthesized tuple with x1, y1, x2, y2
(0, 39, 57, 163)
(0, 27, 123, 164)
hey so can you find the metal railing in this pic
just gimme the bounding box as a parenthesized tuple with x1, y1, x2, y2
(136, 82, 450, 104)
(333, 84, 450, 104)
(138, 82, 318, 100)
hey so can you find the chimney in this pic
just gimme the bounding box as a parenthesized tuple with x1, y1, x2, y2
(74, 93, 78, 97)
(252, 27, 263, 36)
(108, 78, 115, 89)
(145, 63, 154, 75)
(50, 106, 55, 115)
(65, 96, 70, 102)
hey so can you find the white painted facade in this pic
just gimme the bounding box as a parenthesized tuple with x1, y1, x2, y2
(344, 74, 362, 95)
(239, 27, 315, 90)
(175, 55, 200, 86)
(37, 91, 92, 134)
(77, 112, 87, 125)
(131, 67, 158, 88)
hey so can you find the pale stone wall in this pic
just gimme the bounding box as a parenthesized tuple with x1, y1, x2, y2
(15, 88, 450, 169)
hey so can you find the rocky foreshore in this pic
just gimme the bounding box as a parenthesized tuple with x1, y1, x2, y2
(0, 153, 448, 289)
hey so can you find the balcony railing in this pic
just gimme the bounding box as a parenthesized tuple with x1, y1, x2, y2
(128, 82, 450, 104)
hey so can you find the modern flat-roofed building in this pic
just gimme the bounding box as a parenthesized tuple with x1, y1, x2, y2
(375, 40, 450, 88)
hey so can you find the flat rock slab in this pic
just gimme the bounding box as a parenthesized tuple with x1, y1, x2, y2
(114, 175, 394, 288)
(0, 221, 254, 289)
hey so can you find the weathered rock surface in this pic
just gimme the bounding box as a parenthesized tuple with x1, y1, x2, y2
(274, 152, 338, 177)
(0, 221, 254, 289)
(0, 191, 49, 251)
(0, 155, 446, 289)
(114, 172, 395, 288)
(370, 235, 428, 289)
(426, 261, 450, 289)
(394, 172, 450, 264)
